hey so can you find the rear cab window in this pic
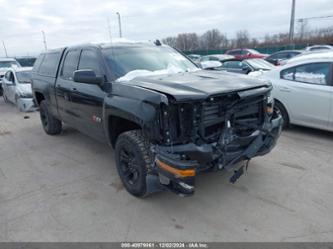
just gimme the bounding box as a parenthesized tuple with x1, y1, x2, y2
(32, 54, 45, 72)
(37, 51, 62, 77)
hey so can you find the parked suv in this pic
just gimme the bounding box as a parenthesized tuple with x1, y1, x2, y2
(32, 42, 282, 197)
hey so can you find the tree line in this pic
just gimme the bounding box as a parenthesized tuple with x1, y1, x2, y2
(162, 27, 333, 52)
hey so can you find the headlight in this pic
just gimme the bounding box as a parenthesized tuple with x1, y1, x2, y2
(266, 91, 274, 115)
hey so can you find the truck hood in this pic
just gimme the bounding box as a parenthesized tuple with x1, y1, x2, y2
(127, 70, 271, 101)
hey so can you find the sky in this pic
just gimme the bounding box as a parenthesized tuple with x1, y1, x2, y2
(0, 0, 332, 57)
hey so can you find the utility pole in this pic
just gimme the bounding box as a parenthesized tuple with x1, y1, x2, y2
(2, 40, 8, 57)
(107, 17, 112, 42)
(116, 12, 122, 38)
(41, 30, 47, 51)
(298, 18, 308, 40)
(289, 0, 296, 44)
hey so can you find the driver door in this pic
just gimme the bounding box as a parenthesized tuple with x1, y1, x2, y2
(70, 48, 107, 141)
(55, 48, 81, 124)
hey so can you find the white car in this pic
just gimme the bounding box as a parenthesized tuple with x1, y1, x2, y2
(2, 67, 36, 112)
(260, 51, 333, 132)
(304, 44, 333, 52)
(0, 57, 21, 96)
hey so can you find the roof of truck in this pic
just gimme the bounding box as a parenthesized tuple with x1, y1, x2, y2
(38, 40, 161, 55)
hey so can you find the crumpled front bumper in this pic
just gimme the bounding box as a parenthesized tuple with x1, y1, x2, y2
(150, 113, 283, 196)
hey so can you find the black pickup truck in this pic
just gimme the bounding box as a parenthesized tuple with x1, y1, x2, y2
(32, 42, 282, 197)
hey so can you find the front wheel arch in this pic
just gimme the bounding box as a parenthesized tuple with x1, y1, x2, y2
(274, 99, 290, 128)
(107, 115, 142, 148)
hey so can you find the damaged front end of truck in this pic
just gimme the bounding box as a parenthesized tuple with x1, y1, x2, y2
(150, 85, 282, 196)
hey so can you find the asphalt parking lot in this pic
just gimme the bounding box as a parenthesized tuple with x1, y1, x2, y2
(0, 98, 333, 242)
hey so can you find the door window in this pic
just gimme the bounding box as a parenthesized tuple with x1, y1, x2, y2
(61, 50, 81, 80)
(209, 56, 219, 61)
(281, 63, 331, 85)
(227, 50, 240, 55)
(240, 50, 249, 55)
(223, 61, 243, 69)
(200, 56, 209, 62)
(78, 50, 102, 76)
(276, 53, 286, 59)
(268, 54, 279, 60)
(6, 72, 15, 83)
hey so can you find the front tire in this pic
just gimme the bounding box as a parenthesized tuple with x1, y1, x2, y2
(39, 100, 62, 135)
(115, 130, 153, 197)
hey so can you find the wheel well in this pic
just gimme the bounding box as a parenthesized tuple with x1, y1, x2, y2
(35, 92, 45, 106)
(274, 98, 290, 122)
(108, 116, 141, 147)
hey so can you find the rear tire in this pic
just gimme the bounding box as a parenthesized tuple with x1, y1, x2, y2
(115, 130, 153, 197)
(39, 100, 62, 135)
(274, 101, 289, 128)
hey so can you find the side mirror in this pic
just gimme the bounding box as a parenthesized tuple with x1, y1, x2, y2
(200, 61, 222, 70)
(73, 70, 104, 84)
(6, 80, 14, 85)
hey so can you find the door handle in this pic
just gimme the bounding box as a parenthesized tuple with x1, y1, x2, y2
(72, 87, 77, 91)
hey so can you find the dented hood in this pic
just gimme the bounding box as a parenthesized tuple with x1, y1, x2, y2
(128, 70, 271, 101)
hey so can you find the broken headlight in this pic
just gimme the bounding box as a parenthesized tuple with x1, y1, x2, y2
(265, 90, 274, 115)
(159, 103, 197, 145)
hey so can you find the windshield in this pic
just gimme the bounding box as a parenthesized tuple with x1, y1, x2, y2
(0, 61, 20, 69)
(102, 45, 198, 81)
(16, 71, 32, 83)
(246, 59, 274, 70)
